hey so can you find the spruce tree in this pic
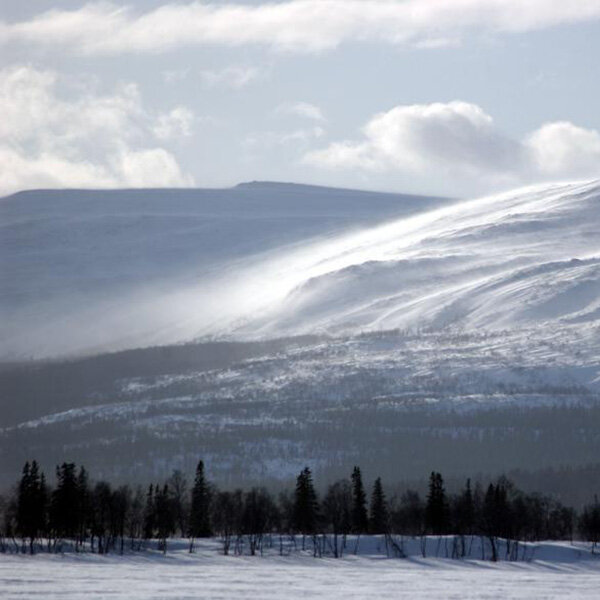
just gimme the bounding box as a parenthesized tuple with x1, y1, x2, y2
(16, 461, 47, 553)
(189, 460, 211, 545)
(50, 462, 78, 539)
(369, 477, 388, 534)
(425, 471, 448, 535)
(293, 467, 319, 537)
(350, 466, 368, 534)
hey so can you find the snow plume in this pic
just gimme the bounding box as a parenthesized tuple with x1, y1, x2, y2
(0, 66, 194, 195)
(244, 180, 600, 336)
(304, 101, 600, 185)
(1, 1, 600, 55)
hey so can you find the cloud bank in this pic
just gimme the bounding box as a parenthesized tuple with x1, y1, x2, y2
(0, 66, 194, 195)
(1, 1, 599, 55)
(304, 101, 600, 184)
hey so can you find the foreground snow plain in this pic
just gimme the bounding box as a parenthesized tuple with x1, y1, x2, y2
(1, 538, 599, 599)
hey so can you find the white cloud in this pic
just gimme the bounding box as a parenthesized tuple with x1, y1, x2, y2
(152, 106, 194, 140)
(276, 102, 326, 122)
(304, 101, 600, 184)
(117, 148, 190, 187)
(526, 121, 600, 177)
(0, 66, 194, 195)
(199, 66, 262, 89)
(2, 1, 599, 55)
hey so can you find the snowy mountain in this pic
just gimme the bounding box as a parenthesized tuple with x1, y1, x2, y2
(1, 179, 599, 489)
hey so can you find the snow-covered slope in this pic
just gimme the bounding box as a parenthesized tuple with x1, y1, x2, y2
(237, 179, 600, 336)
(2, 179, 599, 359)
(0, 183, 447, 359)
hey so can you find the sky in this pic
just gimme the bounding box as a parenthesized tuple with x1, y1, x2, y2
(1, 0, 600, 198)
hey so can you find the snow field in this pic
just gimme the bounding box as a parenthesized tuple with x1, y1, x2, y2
(1, 537, 599, 599)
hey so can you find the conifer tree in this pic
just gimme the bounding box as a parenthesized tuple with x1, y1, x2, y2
(425, 471, 448, 535)
(350, 466, 368, 534)
(16, 460, 47, 553)
(293, 467, 319, 537)
(369, 477, 388, 534)
(50, 462, 79, 540)
(189, 460, 211, 548)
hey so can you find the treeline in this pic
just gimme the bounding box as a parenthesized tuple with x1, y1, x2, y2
(1, 460, 599, 560)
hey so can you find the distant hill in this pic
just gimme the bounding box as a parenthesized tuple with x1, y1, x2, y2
(0, 182, 448, 359)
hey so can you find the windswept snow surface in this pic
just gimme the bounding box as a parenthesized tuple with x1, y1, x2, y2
(3, 179, 599, 358)
(238, 179, 600, 336)
(0, 183, 447, 359)
(1, 538, 599, 600)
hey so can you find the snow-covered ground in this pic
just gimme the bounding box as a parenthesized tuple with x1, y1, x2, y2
(1, 538, 599, 599)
